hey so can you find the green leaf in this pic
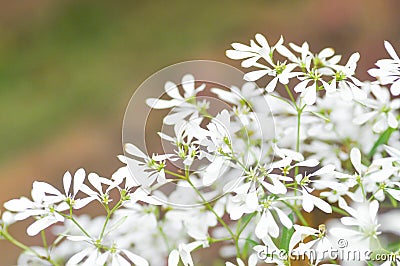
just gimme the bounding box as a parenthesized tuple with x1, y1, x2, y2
(237, 212, 256, 236)
(368, 127, 395, 158)
(279, 213, 295, 251)
(105, 215, 127, 236)
(388, 192, 398, 208)
(242, 235, 259, 258)
(308, 111, 330, 122)
(387, 240, 400, 251)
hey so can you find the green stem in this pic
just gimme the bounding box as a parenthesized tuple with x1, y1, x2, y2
(164, 169, 186, 179)
(186, 178, 240, 257)
(1, 228, 60, 266)
(284, 84, 297, 109)
(208, 236, 232, 244)
(99, 200, 122, 240)
(236, 212, 256, 238)
(331, 206, 349, 216)
(57, 212, 92, 239)
(158, 226, 170, 251)
(41, 230, 49, 256)
(284, 202, 309, 226)
(293, 105, 304, 207)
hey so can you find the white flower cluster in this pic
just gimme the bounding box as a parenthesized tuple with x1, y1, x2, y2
(1, 34, 400, 266)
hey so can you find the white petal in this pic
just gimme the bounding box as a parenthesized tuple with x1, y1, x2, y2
(387, 112, 398, 128)
(294, 159, 319, 167)
(350, 148, 362, 175)
(311, 165, 335, 177)
(203, 157, 225, 186)
(63, 171, 72, 196)
(66, 248, 92, 266)
(384, 145, 400, 158)
(319, 48, 335, 58)
(27, 216, 59, 236)
(293, 80, 309, 93)
(182, 74, 195, 97)
(165, 81, 183, 100)
(369, 200, 379, 221)
(241, 56, 260, 68)
(33, 181, 62, 197)
(302, 191, 314, 213)
(390, 79, 400, 96)
(96, 252, 109, 266)
(352, 111, 377, 125)
(124, 143, 147, 159)
(4, 197, 33, 212)
(384, 40, 400, 60)
(168, 250, 179, 266)
(145, 98, 182, 109)
(73, 168, 86, 197)
(231, 42, 252, 51)
(303, 86, 316, 105)
(88, 173, 103, 194)
(255, 33, 269, 48)
(179, 244, 194, 266)
(123, 250, 149, 266)
(163, 109, 193, 125)
(274, 207, 293, 229)
(244, 70, 269, 82)
(265, 77, 278, 92)
(386, 188, 400, 201)
(226, 50, 256, 60)
(373, 117, 387, 133)
(350, 84, 367, 100)
(255, 212, 268, 239)
(347, 52, 360, 68)
(276, 45, 296, 61)
(73, 197, 95, 209)
(312, 194, 332, 213)
(114, 254, 130, 266)
(266, 210, 280, 238)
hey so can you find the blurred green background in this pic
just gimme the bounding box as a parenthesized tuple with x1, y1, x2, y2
(0, 0, 399, 264)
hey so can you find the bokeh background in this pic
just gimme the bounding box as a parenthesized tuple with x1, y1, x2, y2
(1, 0, 399, 265)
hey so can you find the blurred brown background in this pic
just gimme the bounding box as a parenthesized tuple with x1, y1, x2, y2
(0, 0, 399, 265)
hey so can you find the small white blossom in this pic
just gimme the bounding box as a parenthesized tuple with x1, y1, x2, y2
(368, 41, 400, 96)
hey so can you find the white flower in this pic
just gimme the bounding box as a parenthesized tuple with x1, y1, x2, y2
(124, 143, 176, 186)
(80, 172, 115, 204)
(254, 235, 291, 266)
(166, 208, 216, 240)
(226, 182, 258, 220)
(330, 200, 381, 251)
(211, 82, 263, 107)
(96, 247, 148, 266)
(331, 52, 366, 101)
(368, 41, 400, 96)
(168, 241, 206, 266)
(146, 74, 207, 125)
(4, 196, 64, 236)
(255, 197, 293, 238)
(353, 83, 399, 133)
(292, 55, 334, 106)
(203, 110, 233, 154)
(295, 164, 335, 213)
(17, 247, 52, 266)
(291, 224, 333, 264)
(226, 34, 297, 92)
(34, 169, 93, 210)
